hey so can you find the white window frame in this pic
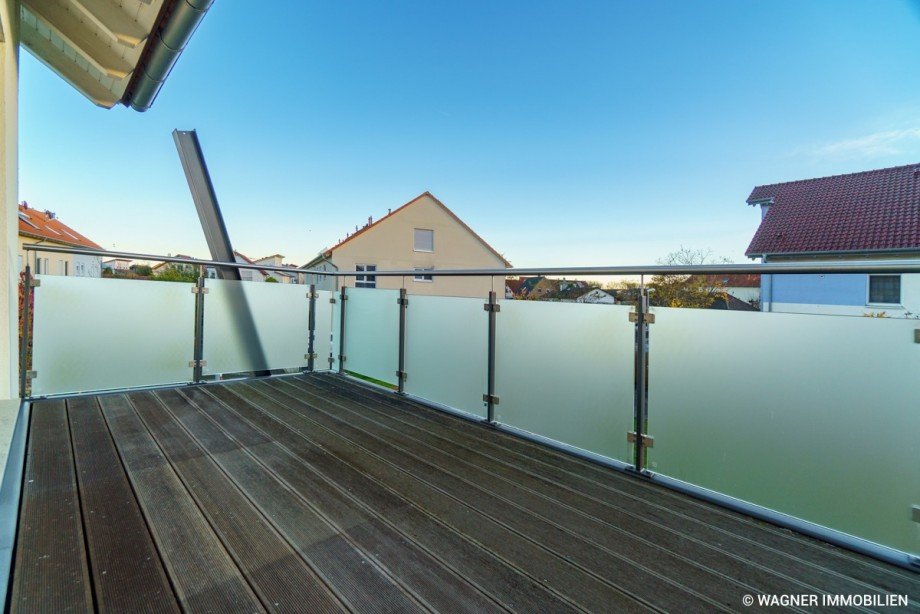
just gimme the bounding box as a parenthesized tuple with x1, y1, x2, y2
(413, 267, 434, 282)
(355, 264, 377, 288)
(866, 274, 902, 307)
(413, 228, 434, 253)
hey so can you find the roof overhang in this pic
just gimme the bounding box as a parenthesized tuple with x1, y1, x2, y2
(747, 247, 920, 260)
(20, 0, 212, 111)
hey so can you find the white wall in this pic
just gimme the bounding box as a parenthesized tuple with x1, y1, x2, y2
(0, 0, 18, 399)
(73, 254, 101, 278)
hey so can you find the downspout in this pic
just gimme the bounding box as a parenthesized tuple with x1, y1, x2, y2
(122, 0, 214, 112)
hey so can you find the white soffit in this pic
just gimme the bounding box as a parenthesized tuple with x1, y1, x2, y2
(20, 0, 165, 109)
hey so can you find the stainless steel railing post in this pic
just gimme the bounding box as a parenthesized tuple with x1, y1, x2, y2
(396, 288, 408, 394)
(191, 265, 207, 383)
(306, 284, 317, 372)
(484, 290, 499, 423)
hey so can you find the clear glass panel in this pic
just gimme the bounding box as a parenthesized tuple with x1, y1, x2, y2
(342, 287, 399, 386)
(647, 307, 920, 556)
(202, 279, 309, 376)
(312, 290, 335, 371)
(31, 276, 195, 395)
(495, 301, 636, 462)
(405, 295, 488, 418)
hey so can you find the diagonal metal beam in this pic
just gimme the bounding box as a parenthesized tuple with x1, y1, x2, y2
(173, 129, 269, 377)
(172, 129, 240, 281)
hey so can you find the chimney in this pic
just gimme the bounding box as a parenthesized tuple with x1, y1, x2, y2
(45, 210, 56, 219)
(21, 201, 28, 209)
(368, 216, 373, 225)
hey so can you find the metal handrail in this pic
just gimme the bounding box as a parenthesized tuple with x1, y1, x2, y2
(23, 243, 920, 277)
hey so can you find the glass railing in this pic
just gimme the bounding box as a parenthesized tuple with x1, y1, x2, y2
(18, 245, 920, 567)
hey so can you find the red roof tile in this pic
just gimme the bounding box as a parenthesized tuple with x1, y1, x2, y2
(745, 163, 920, 256)
(18, 203, 101, 249)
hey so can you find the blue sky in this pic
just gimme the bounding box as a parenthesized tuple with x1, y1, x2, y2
(19, 0, 920, 267)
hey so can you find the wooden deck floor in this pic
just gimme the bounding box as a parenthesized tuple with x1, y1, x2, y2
(10, 373, 919, 612)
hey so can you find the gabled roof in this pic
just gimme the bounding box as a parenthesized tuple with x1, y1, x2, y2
(314, 192, 511, 268)
(18, 203, 102, 249)
(745, 163, 920, 256)
(710, 294, 759, 311)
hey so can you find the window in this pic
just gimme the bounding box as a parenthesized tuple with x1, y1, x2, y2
(414, 267, 434, 282)
(414, 228, 434, 252)
(356, 264, 376, 288)
(59, 260, 66, 275)
(868, 275, 900, 305)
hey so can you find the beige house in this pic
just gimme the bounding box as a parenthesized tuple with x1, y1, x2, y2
(303, 192, 510, 297)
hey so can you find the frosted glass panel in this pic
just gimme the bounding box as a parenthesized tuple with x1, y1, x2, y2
(405, 295, 488, 418)
(312, 290, 334, 371)
(342, 287, 399, 386)
(202, 279, 309, 376)
(495, 301, 635, 462)
(648, 307, 920, 556)
(31, 276, 195, 395)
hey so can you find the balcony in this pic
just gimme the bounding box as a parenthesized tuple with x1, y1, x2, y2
(7, 245, 920, 610)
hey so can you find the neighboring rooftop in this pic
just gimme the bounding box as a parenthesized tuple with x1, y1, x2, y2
(745, 163, 920, 256)
(702, 274, 761, 287)
(309, 192, 511, 268)
(18, 202, 102, 250)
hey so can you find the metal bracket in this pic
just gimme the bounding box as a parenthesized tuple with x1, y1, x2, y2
(24, 371, 37, 380)
(305, 352, 317, 360)
(397, 297, 409, 306)
(188, 360, 207, 368)
(483, 394, 500, 405)
(191, 286, 209, 294)
(307, 291, 317, 299)
(338, 355, 346, 363)
(340, 294, 348, 301)
(483, 303, 501, 313)
(912, 505, 920, 523)
(31, 279, 40, 288)
(330, 297, 337, 304)
(628, 312, 655, 324)
(627, 431, 655, 448)
(396, 370, 407, 381)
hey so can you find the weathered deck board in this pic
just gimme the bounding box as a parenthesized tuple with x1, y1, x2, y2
(98, 395, 263, 612)
(11, 374, 919, 612)
(66, 397, 178, 613)
(190, 384, 577, 613)
(11, 400, 93, 612)
(169, 386, 502, 613)
(310, 372, 920, 597)
(127, 391, 350, 613)
(225, 381, 662, 612)
(296, 375, 909, 599)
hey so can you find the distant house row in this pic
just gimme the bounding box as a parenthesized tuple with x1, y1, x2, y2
(20, 161, 920, 318)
